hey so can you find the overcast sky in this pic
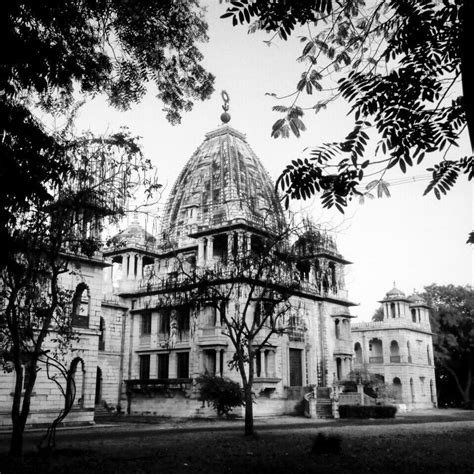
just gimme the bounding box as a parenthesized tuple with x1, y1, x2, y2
(75, 2, 472, 320)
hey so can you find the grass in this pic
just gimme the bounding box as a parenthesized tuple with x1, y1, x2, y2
(1, 415, 473, 473)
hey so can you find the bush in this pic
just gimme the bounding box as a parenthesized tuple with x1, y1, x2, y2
(338, 405, 397, 419)
(196, 373, 245, 418)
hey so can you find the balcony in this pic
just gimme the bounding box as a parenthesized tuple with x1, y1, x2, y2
(125, 378, 193, 397)
(369, 356, 384, 364)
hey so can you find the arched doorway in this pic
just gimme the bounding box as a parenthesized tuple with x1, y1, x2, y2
(70, 357, 85, 408)
(392, 377, 402, 401)
(95, 367, 102, 406)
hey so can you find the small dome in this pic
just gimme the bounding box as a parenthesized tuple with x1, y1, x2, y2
(110, 217, 156, 248)
(293, 228, 338, 256)
(408, 293, 426, 305)
(385, 286, 406, 299)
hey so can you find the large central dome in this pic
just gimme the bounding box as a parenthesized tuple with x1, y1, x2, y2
(160, 125, 285, 248)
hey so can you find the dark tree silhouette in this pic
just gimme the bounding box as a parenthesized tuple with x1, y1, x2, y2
(222, 1, 473, 215)
(0, 0, 215, 258)
(422, 284, 473, 407)
(0, 130, 155, 456)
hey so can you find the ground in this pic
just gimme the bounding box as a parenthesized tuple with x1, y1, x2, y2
(1, 410, 473, 473)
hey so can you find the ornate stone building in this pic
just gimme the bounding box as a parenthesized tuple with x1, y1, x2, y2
(351, 286, 437, 409)
(97, 121, 356, 417)
(3, 114, 438, 427)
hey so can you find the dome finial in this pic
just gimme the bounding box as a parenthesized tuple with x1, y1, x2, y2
(220, 90, 231, 123)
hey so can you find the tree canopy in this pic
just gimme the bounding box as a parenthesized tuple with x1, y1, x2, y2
(422, 284, 473, 407)
(222, 0, 473, 215)
(0, 0, 214, 247)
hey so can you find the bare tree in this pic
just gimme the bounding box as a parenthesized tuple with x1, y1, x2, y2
(0, 130, 157, 456)
(149, 219, 313, 436)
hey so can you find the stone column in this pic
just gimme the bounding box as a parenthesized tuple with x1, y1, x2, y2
(136, 254, 143, 279)
(197, 239, 205, 266)
(246, 232, 252, 255)
(237, 232, 243, 257)
(207, 236, 214, 265)
(260, 351, 266, 378)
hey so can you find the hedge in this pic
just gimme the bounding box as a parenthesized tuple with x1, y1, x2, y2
(338, 404, 397, 419)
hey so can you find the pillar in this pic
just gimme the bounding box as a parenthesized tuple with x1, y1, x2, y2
(136, 254, 143, 279)
(246, 232, 252, 254)
(260, 350, 266, 378)
(237, 232, 243, 257)
(227, 232, 234, 262)
(197, 239, 205, 266)
(207, 236, 214, 265)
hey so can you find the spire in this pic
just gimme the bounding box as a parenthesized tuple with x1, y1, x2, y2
(220, 90, 231, 124)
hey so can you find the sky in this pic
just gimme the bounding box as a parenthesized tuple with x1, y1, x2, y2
(74, 2, 473, 321)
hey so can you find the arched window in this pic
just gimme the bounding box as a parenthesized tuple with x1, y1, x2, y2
(407, 341, 412, 363)
(354, 342, 362, 364)
(368, 338, 383, 363)
(335, 319, 341, 339)
(411, 308, 417, 323)
(427, 345, 431, 365)
(328, 262, 337, 291)
(390, 302, 396, 318)
(72, 283, 90, 328)
(98, 317, 105, 351)
(392, 377, 402, 401)
(410, 377, 415, 403)
(336, 357, 342, 380)
(390, 340, 400, 363)
(70, 357, 85, 408)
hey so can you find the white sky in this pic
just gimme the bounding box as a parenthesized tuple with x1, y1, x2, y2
(74, 2, 473, 321)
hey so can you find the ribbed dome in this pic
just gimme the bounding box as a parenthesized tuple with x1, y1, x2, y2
(111, 216, 156, 248)
(160, 125, 286, 247)
(385, 286, 406, 299)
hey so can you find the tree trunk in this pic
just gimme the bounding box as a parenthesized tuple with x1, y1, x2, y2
(10, 357, 38, 456)
(244, 384, 254, 436)
(10, 364, 25, 457)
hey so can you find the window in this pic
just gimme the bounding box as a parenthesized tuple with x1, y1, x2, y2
(335, 319, 341, 339)
(354, 342, 362, 364)
(177, 307, 190, 335)
(72, 283, 90, 328)
(177, 352, 189, 378)
(157, 354, 169, 379)
(139, 355, 150, 380)
(141, 311, 152, 335)
(411, 308, 417, 322)
(420, 376, 425, 395)
(159, 310, 170, 334)
(98, 317, 105, 351)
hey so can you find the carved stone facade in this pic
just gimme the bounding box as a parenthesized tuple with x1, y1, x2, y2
(3, 121, 437, 426)
(351, 287, 438, 409)
(96, 123, 356, 417)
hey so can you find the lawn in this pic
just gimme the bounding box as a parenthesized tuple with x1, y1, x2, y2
(1, 415, 473, 473)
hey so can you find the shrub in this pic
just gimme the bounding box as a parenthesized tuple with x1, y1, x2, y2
(338, 405, 397, 419)
(196, 373, 245, 418)
(311, 433, 342, 455)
